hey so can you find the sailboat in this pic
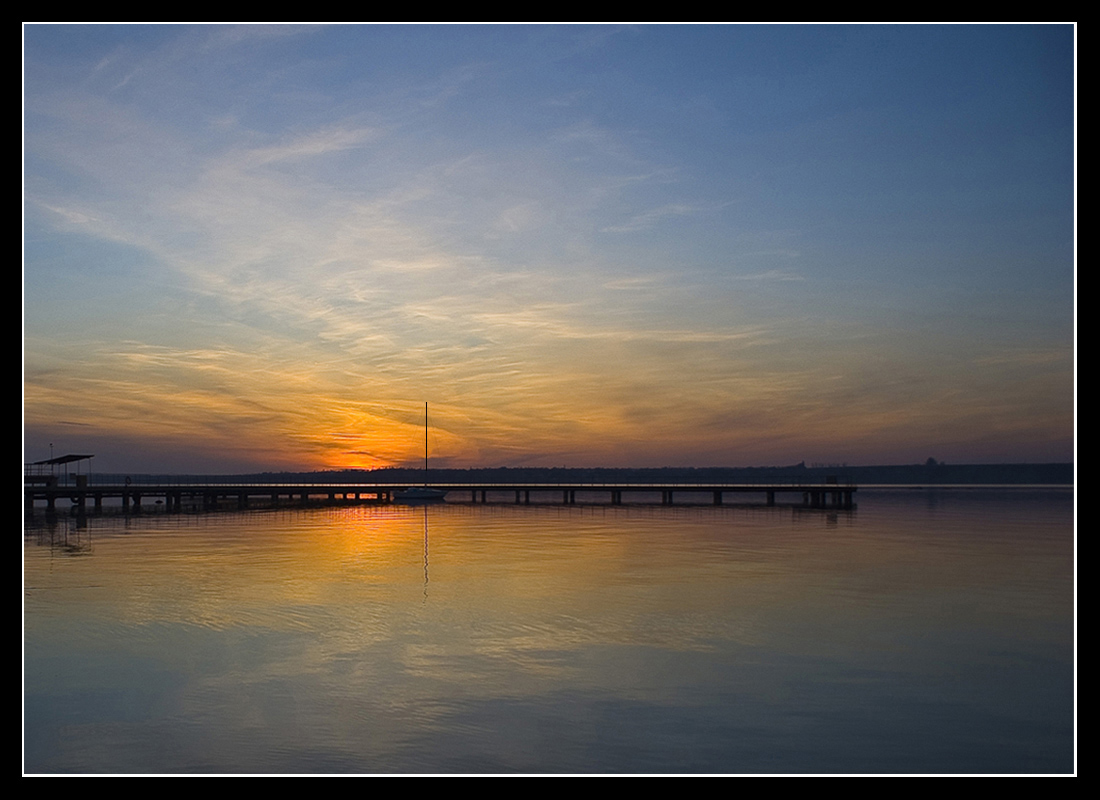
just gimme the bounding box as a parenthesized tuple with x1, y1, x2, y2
(394, 403, 447, 503)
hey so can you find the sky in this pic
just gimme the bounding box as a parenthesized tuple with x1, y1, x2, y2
(23, 24, 1075, 473)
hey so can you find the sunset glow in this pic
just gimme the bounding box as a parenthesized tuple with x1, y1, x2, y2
(23, 25, 1074, 473)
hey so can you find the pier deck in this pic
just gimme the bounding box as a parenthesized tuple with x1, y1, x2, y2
(24, 481, 856, 513)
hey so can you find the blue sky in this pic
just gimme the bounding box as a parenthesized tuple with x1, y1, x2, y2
(23, 24, 1075, 473)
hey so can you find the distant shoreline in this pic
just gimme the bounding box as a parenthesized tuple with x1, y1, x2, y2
(83, 463, 1073, 487)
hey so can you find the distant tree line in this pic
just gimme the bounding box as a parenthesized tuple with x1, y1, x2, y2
(93, 462, 1072, 485)
(234, 461, 1073, 486)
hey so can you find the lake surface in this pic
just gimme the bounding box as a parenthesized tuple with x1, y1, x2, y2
(23, 489, 1075, 774)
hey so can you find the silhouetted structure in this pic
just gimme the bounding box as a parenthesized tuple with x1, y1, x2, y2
(24, 476, 855, 515)
(24, 454, 94, 487)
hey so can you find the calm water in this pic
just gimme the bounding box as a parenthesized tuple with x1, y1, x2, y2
(23, 490, 1074, 774)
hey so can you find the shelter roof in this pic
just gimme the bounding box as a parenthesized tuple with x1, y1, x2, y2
(28, 454, 95, 466)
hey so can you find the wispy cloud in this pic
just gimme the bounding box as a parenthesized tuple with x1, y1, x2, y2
(734, 270, 805, 281)
(600, 203, 698, 233)
(240, 126, 377, 166)
(24, 25, 1074, 470)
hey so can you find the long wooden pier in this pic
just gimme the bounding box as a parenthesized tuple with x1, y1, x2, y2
(24, 480, 855, 514)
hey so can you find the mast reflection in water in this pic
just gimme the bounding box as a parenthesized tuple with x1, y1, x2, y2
(24, 489, 1074, 774)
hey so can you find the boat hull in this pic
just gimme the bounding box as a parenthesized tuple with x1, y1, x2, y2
(393, 487, 447, 503)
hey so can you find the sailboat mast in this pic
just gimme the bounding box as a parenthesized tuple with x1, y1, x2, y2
(424, 402, 429, 486)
